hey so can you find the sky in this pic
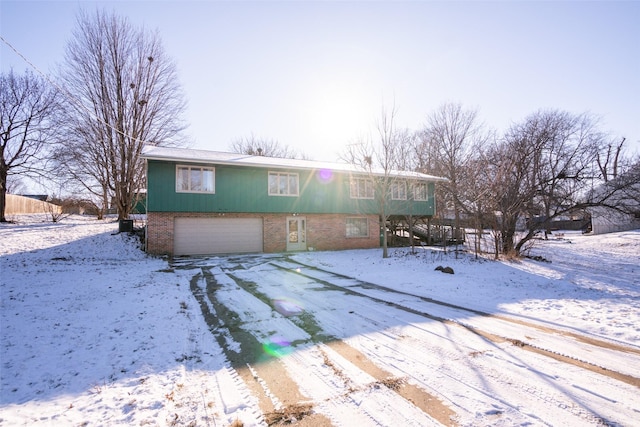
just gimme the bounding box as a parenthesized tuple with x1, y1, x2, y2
(1, 0, 639, 162)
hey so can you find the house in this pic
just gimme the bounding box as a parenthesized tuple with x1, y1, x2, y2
(590, 209, 640, 234)
(142, 146, 446, 256)
(588, 164, 640, 235)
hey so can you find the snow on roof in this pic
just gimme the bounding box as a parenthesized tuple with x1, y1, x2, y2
(142, 145, 447, 182)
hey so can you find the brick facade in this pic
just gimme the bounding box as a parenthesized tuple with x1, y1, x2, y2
(146, 212, 380, 255)
(146, 212, 174, 255)
(306, 214, 380, 251)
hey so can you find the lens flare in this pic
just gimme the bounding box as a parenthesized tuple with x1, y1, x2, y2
(316, 169, 334, 183)
(262, 336, 292, 357)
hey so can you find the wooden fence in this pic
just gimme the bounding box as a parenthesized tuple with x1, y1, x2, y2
(5, 194, 61, 215)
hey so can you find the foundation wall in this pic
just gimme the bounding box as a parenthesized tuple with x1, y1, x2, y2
(146, 212, 380, 255)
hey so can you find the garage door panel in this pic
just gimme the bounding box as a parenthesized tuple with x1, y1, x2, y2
(174, 217, 263, 255)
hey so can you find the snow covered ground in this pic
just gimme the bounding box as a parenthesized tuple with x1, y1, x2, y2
(1, 215, 638, 426)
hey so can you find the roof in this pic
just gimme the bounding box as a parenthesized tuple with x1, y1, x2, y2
(18, 194, 50, 201)
(142, 145, 447, 182)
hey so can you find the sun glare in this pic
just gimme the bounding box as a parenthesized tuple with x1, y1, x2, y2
(301, 76, 377, 149)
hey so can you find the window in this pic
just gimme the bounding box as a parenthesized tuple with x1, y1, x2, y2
(176, 165, 215, 193)
(391, 181, 407, 200)
(413, 183, 428, 201)
(346, 217, 369, 238)
(268, 172, 299, 196)
(350, 178, 374, 199)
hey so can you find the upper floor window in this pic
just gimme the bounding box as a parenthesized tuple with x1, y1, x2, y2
(413, 183, 428, 201)
(269, 172, 299, 196)
(176, 165, 215, 193)
(350, 178, 374, 199)
(391, 181, 407, 200)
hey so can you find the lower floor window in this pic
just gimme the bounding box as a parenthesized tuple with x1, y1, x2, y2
(346, 217, 369, 238)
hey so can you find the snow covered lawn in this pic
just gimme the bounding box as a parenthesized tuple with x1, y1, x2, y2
(1, 215, 638, 426)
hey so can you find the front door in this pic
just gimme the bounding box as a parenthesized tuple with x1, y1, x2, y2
(286, 216, 307, 251)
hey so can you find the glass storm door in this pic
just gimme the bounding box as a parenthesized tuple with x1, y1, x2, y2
(286, 216, 307, 251)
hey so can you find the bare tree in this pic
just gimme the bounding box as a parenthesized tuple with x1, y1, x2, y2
(586, 158, 640, 219)
(0, 70, 61, 222)
(416, 103, 488, 254)
(53, 131, 112, 219)
(55, 9, 187, 219)
(426, 104, 485, 210)
(596, 136, 627, 182)
(342, 105, 411, 258)
(230, 134, 303, 159)
(490, 109, 635, 256)
(5, 176, 27, 195)
(461, 146, 496, 258)
(615, 160, 640, 209)
(393, 129, 423, 252)
(484, 134, 537, 256)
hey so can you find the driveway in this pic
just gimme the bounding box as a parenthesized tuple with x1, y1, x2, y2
(171, 253, 640, 426)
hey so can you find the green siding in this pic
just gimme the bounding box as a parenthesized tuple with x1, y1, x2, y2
(146, 160, 435, 216)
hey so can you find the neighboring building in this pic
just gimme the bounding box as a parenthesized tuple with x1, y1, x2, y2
(527, 213, 591, 232)
(19, 194, 50, 202)
(588, 165, 640, 235)
(591, 209, 640, 234)
(142, 146, 445, 256)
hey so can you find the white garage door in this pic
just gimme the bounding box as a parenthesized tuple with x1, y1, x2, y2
(174, 217, 263, 255)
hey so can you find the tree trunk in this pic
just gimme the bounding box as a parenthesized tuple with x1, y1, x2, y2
(474, 214, 482, 259)
(500, 214, 517, 255)
(0, 167, 7, 222)
(381, 218, 389, 258)
(454, 204, 461, 258)
(515, 229, 537, 254)
(408, 215, 416, 254)
(98, 186, 109, 220)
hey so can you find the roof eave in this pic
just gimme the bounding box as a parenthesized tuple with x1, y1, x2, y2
(142, 146, 447, 182)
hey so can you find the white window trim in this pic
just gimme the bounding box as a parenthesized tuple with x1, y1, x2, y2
(346, 217, 369, 238)
(413, 183, 428, 201)
(391, 181, 408, 200)
(350, 178, 374, 199)
(176, 164, 215, 194)
(268, 171, 299, 197)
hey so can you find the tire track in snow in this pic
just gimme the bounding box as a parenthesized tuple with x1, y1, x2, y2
(188, 270, 267, 426)
(227, 258, 631, 425)
(323, 340, 456, 425)
(338, 308, 567, 426)
(189, 268, 333, 426)
(233, 260, 603, 426)
(279, 343, 446, 426)
(220, 269, 454, 425)
(277, 258, 640, 388)
(345, 311, 623, 426)
(264, 259, 635, 425)
(182, 255, 636, 426)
